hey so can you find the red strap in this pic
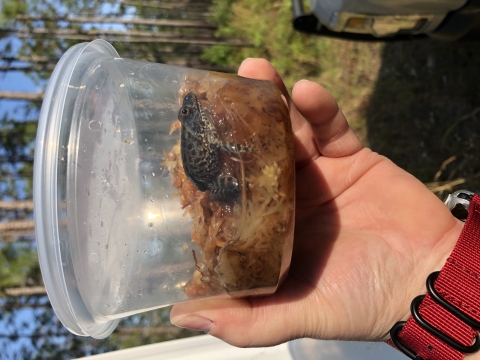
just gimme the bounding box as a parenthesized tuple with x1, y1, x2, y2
(398, 194, 480, 360)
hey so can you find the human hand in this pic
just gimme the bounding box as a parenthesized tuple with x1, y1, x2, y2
(170, 58, 463, 347)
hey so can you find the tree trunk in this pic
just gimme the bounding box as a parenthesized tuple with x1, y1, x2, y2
(13, 32, 247, 46)
(0, 64, 55, 72)
(0, 55, 51, 62)
(122, 0, 211, 8)
(14, 33, 250, 45)
(16, 27, 215, 39)
(0, 220, 35, 236)
(0, 330, 71, 339)
(0, 46, 205, 65)
(0, 235, 36, 243)
(0, 91, 43, 101)
(4, 286, 46, 297)
(121, 0, 213, 13)
(15, 15, 216, 29)
(0, 200, 34, 211)
(0, 302, 50, 310)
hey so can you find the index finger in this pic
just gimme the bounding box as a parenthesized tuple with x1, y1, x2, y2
(292, 80, 364, 158)
(238, 59, 363, 166)
(238, 58, 320, 166)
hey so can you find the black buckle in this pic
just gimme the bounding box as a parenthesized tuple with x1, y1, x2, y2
(391, 271, 480, 358)
(411, 294, 480, 353)
(426, 271, 480, 330)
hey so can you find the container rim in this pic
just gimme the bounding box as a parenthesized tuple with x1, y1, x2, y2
(33, 40, 120, 338)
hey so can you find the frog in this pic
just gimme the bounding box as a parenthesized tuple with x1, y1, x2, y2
(178, 92, 254, 202)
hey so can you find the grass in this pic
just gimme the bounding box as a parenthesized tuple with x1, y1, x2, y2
(203, 0, 480, 198)
(203, 0, 330, 88)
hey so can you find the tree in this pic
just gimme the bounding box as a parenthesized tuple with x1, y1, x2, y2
(0, 91, 43, 101)
(0, 0, 222, 357)
(0, 243, 41, 295)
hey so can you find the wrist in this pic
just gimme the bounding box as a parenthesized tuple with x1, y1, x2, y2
(390, 193, 480, 360)
(394, 216, 464, 334)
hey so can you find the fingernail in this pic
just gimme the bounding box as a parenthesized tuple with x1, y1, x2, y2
(173, 316, 212, 333)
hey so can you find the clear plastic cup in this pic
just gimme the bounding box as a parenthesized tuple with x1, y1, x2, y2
(34, 39, 295, 339)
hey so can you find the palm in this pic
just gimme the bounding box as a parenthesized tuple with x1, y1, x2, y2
(170, 58, 462, 347)
(278, 148, 458, 341)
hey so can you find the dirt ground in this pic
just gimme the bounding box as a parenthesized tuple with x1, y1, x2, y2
(313, 38, 480, 198)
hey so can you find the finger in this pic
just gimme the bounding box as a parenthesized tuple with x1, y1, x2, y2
(292, 80, 364, 158)
(238, 58, 289, 101)
(238, 58, 320, 165)
(170, 292, 310, 347)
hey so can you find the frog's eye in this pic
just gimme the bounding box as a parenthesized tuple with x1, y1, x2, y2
(180, 107, 190, 116)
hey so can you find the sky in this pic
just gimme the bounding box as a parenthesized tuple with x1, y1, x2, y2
(0, 71, 40, 92)
(0, 36, 44, 123)
(0, 6, 134, 358)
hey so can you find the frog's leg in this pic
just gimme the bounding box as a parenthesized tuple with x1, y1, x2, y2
(206, 131, 256, 154)
(190, 178, 210, 192)
(209, 175, 241, 202)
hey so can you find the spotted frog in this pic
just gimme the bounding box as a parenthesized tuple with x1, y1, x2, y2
(178, 92, 254, 202)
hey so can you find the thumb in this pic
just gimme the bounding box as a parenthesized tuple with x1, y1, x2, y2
(170, 296, 309, 347)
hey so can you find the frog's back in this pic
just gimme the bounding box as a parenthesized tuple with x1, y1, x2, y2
(180, 112, 221, 191)
(179, 92, 246, 201)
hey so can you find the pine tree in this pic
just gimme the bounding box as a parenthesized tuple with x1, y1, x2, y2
(0, 0, 217, 357)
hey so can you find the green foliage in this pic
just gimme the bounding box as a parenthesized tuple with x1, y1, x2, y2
(0, 0, 27, 26)
(202, 0, 327, 88)
(209, 0, 235, 28)
(200, 45, 237, 67)
(0, 119, 37, 157)
(0, 1, 216, 357)
(0, 0, 27, 20)
(0, 243, 39, 294)
(0, 118, 37, 198)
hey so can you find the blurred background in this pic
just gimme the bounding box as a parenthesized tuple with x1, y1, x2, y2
(0, 0, 479, 358)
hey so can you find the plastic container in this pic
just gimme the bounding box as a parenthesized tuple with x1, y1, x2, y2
(34, 40, 295, 339)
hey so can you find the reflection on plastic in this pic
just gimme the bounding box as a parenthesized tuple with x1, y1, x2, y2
(288, 338, 407, 360)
